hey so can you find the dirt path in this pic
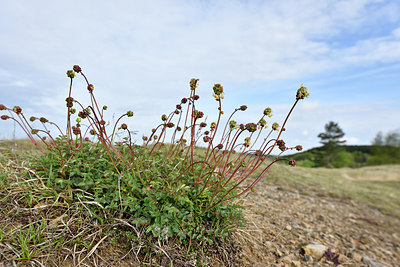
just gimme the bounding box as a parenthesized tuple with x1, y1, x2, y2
(235, 179, 400, 266)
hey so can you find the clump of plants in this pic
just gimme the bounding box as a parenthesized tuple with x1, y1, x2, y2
(0, 66, 309, 253)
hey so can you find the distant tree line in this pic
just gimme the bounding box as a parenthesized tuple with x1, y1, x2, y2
(372, 129, 400, 147)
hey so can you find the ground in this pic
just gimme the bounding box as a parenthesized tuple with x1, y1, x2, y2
(235, 179, 400, 266)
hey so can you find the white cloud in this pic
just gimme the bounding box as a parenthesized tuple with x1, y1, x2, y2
(1, 0, 400, 150)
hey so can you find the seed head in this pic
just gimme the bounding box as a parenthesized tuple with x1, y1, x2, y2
(295, 145, 303, 151)
(204, 130, 210, 135)
(121, 123, 128, 130)
(177, 126, 182, 131)
(90, 129, 96, 135)
(70, 108, 76, 114)
(103, 105, 108, 110)
(203, 136, 210, 143)
(176, 104, 182, 110)
(272, 122, 279, 131)
(66, 70, 75, 79)
(200, 122, 207, 128)
(13, 106, 22, 114)
(0, 104, 6, 110)
(258, 118, 266, 127)
(181, 98, 187, 104)
(31, 129, 39, 134)
(167, 122, 175, 128)
(100, 120, 106, 126)
(30, 116, 36, 122)
(1, 115, 10, 120)
(127, 111, 134, 117)
(210, 122, 217, 129)
(142, 136, 148, 141)
(216, 144, 223, 149)
(73, 65, 82, 73)
(193, 95, 200, 100)
(161, 114, 168, 121)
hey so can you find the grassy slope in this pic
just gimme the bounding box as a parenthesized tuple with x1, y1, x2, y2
(264, 162, 400, 217)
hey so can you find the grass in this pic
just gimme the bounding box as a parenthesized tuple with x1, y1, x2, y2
(1, 140, 400, 265)
(266, 162, 400, 217)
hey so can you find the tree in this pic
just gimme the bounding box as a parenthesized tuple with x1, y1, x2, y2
(317, 121, 346, 167)
(371, 129, 400, 147)
(372, 131, 384, 146)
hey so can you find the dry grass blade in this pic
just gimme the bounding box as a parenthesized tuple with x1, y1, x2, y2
(77, 234, 110, 266)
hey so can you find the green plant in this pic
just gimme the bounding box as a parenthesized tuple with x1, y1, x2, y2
(0, 65, 309, 249)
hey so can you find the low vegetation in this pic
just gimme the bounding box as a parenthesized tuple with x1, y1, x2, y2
(0, 66, 308, 265)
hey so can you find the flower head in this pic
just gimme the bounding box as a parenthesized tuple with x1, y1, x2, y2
(39, 117, 48, 123)
(277, 139, 286, 151)
(0, 104, 6, 110)
(229, 120, 237, 129)
(1, 115, 9, 120)
(30, 116, 36, 122)
(258, 118, 266, 127)
(87, 84, 94, 92)
(213, 84, 224, 96)
(13, 106, 22, 114)
(161, 114, 168, 121)
(127, 111, 134, 117)
(295, 145, 303, 151)
(200, 122, 207, 128)
(288, 160, 297, 167)
(244, 137, 251, 147)
(272, 122, 279, 131)
(263, 107, 272, 117)
(66, 70, 75, 79)
(121, 123, 128, 130)
(65, 97, 74, 108)
(245, 123, 257, 133)
(31, 129, 39, 134)
(73, 65, 82, 73)
(296, 84, 310, 100)
(239, 105, 247, 111)
(190, 78, 199, 90)
(216, 144, 223, 149)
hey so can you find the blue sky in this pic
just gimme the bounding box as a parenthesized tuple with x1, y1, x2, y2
(1, 0, 399, 152)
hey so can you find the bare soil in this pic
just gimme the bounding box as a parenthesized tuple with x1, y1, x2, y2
(234, 178, 400, 266)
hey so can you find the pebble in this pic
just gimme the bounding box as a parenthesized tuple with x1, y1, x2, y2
(302, 244, 327, 260)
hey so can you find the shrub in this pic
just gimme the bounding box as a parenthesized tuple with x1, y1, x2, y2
(0, 65, 308, 249)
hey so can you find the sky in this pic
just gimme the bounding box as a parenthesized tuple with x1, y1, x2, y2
(1, 0, 400, 153)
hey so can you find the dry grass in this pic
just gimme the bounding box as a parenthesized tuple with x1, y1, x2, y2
(265, 161, 400, 218)
(1, 139, 400, 266)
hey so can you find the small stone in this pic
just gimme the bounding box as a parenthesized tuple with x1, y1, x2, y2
(362, 255, 391, 267)
(302, 244, 328, 260)
(351, 252, 363, 262)
(286, 225, 292, 231)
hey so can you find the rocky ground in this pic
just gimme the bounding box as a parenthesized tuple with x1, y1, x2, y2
(234, 179, 400, 266)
